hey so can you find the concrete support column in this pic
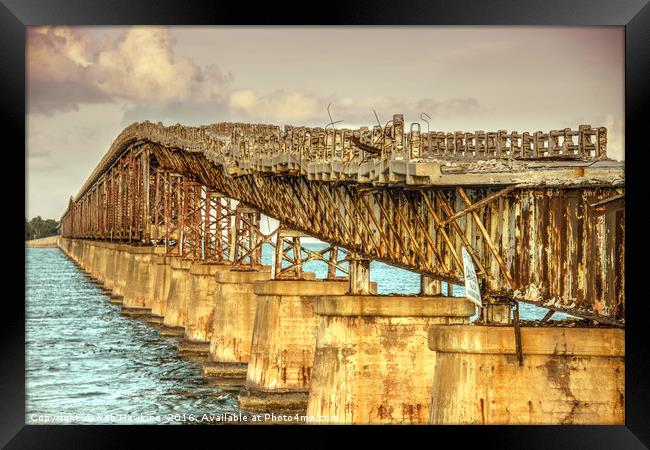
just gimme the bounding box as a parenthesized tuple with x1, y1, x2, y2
(349, 254, 371, 294)
(161, 257, 193, 331)
(183, 262, 230, 346)
(102, 243, 117, 290)
(121, 246, 145, 308)
(82, 241, 90, 269)
(88, 242, 97, 274)
(204, 268, 271, 380)
(427, 325, 624, 424)
(112, 245, 130, 298)
(96, 242, 112, 286)
(81, 241, 93, 272)
(484, 302, 513, 325)
(75, 240, 84, 267)
(97, 243, 110, 283)
(79, 240, 88, 267)
(73, 240, 82, 264)
(307, 295, 475, 424)
(90, 242, 103, 280)
(140, 246, 166, 310)
(66, 239, 75, 261)
(122, 246, 157, 309)
(238, 278, 357, 413)
(420, 275, 442, 295)
(75, 240, 82, 262)
(150, 254, 171, 319)
(78, 240, 85, 265)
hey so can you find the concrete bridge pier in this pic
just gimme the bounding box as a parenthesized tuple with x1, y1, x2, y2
(306, 259, 475, 424)
(160, 257, 193, 337)
(238, 277, 353, 413)
(420, 274, 442, 295)
(80, 240, 93, 275)
(203, 268, 271, 382)
(72, 239, 83, 264)
(92, 243, 105, 281)
(148, 253, 171, 324)
(97, 243, 109, 282)
(121, 246, 157, 316)
(67, 238, 75, 258)
(89, 242, 102, 280)
(120, 245, 138, 306)
(86, 241, 98, 278)
(99, 243, 114, 286)
(80, 241, 98, 282)
(68, 238, 80, 263)
(78, 241, 88, 267)
(103, 243, 122, 292)
(90, 242, 112, 294)
(178, 262, 230, 355)
(111, 244, 131, 300)
(75, 241, 86, 268)
(427, 325, 625, 424)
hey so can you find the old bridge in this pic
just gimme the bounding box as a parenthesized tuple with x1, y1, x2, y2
(57, 115, 625, 424)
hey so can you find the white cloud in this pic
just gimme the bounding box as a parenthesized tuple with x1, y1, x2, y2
(28, 27, 232, 113)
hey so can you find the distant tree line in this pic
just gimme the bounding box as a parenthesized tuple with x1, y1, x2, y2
(25, 216, 60, 240)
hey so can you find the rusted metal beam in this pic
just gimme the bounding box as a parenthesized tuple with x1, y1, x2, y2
(441, 185, 517, 226)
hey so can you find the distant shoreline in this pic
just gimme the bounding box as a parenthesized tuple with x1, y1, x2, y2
(25, 235, 59, 248)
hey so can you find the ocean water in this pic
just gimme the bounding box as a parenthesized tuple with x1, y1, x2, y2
(26, 248, 241, 425)
(25, 245, 565, 424)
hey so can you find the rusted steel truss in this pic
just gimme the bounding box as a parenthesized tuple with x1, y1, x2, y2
(61, 140, 624, 325)
(273, 227, 347, 280)
(230, 206, 263, 269)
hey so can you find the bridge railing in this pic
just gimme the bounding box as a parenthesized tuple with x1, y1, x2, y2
(72, 115, 611, 212)
(222, 115, 608, 164)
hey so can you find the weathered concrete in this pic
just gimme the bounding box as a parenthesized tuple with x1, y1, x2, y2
(307, 295, 475, 424)
(427, 325, 625, 424)
(204, 268, 271, 379)
(123, 245, 163, 309)
(184, 262, 230, 343)
(79, 241, 88, 270)
(239, 279, 361, 413)
(112, 244, 131, 298)
(122, 247, 146, 308)
(150, 254, 172, 318)
(142, 247, 166, 310)
(102, 243, 120, 290)
(81, 241, 94, 272)
(87, 242, 96, 273)
(162, 257, 193, 329)
(98, 242, 113, 285)
(90, 242, 103, 281)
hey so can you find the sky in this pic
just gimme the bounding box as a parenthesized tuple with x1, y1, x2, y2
(26, 26, 624, 220)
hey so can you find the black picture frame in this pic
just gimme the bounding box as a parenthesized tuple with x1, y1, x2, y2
(5, 0, 649, 447)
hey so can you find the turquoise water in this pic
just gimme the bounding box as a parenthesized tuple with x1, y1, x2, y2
(26, 248, 241, 425)
(25, 245, 564, 424)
